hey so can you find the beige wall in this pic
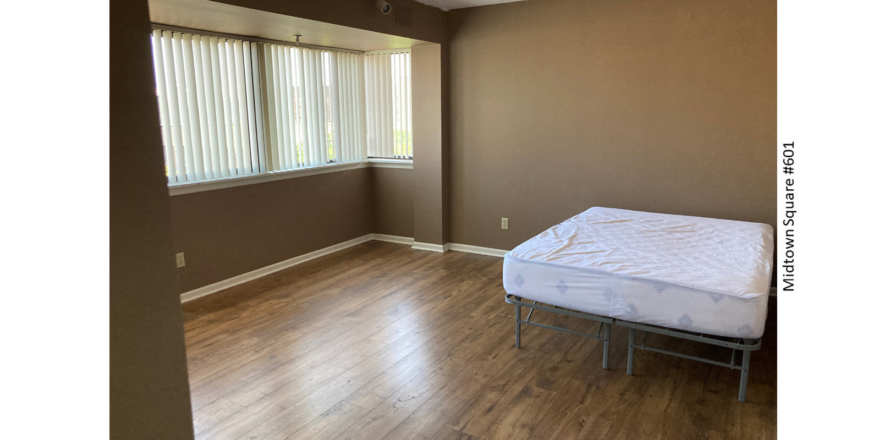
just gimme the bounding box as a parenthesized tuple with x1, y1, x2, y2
(448, 0, 776, 251)
(110, 0, 195, 438)
(170, 168, 373, 292)
(374, 168, 414, 237)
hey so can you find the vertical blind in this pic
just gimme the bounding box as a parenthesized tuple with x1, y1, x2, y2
(150, 30, 266, 183)
(150, 29, 410, 184)
(364, 51, 412, 159)
(260, 45, 367, 171)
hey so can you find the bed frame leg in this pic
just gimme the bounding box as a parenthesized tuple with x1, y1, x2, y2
(739, 345, 751, 402)
(602, 322, 611, 369)
(515, 296, 521, 349)
(627, 328, 635, 375)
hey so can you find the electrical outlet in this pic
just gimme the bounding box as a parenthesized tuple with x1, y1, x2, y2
(501, 218, 509, 230)
(176, 252, 186, 268)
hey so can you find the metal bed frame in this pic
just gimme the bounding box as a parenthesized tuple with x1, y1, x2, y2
(505, 294, 614, 369)
(617, 320, 762, 402)
(504, 294, 763, 402)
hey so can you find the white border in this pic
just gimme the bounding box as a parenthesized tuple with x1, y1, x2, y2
(180, 234, 372, 302)
(169, 159, 412, 196)
(368, 158, 414, 169)
(179, 237, 509, 302)
(411, 242, 450, 252)
(371, 234, 414, 245)
(448, 243, 509, 257)
(180, 235, 779, 303)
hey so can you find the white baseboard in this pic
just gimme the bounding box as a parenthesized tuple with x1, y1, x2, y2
(447, 243, 509, 257)
(412, 242, 450, 252)
(179, 234, 513, 303)
(370, 234, 414, 245)
(181, 233, 773, 303)
(376, 236, 509, 257)
(180, 234, 373, 303)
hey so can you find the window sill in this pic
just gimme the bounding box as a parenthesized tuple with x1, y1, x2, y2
(168, 159, 412, 196)
(367, 158, 414, 169)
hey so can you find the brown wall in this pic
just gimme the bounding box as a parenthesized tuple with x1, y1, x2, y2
(163, 0, 448, 292)
(214, 0, 448, 44)
(448, 0, 776, 251)
(110, 0, 195, 438)
(169, 0, 775, 292)
(373, 168, 414, 237)
(412, 44, 447, 245)
(170, 168, 373, 292)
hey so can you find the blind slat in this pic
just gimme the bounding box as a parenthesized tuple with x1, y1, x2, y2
(369, 55, 379, 158)
(232, 40, 253, 175)
(197, 36, 222, 178)
(190, 35, 214, 179)
(340, 54, 350, 163)
(150, 30, 178, 182)
(330, 53, 342, 162)
(277, 46, 292, 170)
(310, 50, 322, 166)
(171, 33, 196, 181)
(242, 42, 260, 173)
(294, 48, 308, 166)
(357, 55, 367, 159)
(223, 41, 240, 174)
(180, 33, 206, 180)
(306, 50, 318, 167)
(251, 42, 268, 173)
(393, 53, 400, 157)
(318, 52, 326, 164)
(406, 52, 412, 157)
(384, 54, 393, 158)
(216, 39, 237, 175)
(348, 54, 355, 162)
(209, 38, 231, 177)
(161, 31, 187, 181)
(261, 44, 276, 171)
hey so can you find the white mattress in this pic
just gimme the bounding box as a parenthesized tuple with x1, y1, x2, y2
(502, 207, 774, 338)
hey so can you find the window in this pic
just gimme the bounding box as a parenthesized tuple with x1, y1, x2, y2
(260, 44, 366, 170)
(150, 29, 411, 185)
(150, 30, 266, 183)
(364, 51, 412, 159)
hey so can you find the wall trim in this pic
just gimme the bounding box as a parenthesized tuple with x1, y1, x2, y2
(169, 161, 369, 196)
(180, 234, 372, 303)
(448, 243, 510, 257)
(412, 242, 450, 252)
(180, 234, 778, 303)
(370, 233, 414, 245)
(368, 158, 413, 169)
(169, 159, 411, 196)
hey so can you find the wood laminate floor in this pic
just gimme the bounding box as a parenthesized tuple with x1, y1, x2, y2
(182, 241, 776, 440)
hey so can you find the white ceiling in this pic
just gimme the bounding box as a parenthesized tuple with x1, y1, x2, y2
(148, 0, 430, 52)
(416, 0, 527, 12)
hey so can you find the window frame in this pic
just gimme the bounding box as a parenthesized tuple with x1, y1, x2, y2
(151, 24, 413, 192)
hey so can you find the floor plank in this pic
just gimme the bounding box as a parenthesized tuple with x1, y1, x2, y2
(182, 242, 777, 440)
